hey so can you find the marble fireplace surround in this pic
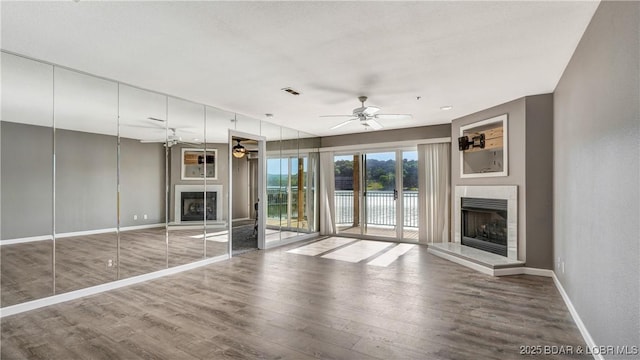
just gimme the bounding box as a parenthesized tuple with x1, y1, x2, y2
(454, 185, 518, 260)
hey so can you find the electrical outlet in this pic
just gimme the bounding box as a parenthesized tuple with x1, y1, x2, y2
(561, 261, 565, 274)
(143, 214, 148, 220)
(107, 259, 113, 267)
(133, 214, 138, 220)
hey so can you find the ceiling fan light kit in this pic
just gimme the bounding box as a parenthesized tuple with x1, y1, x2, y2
(232, 139, 247, 159)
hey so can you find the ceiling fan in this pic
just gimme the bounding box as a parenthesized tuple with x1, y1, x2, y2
(120, 117, 201, 147)
(321, 96, 412, 130)
(139, 127, 202, 147)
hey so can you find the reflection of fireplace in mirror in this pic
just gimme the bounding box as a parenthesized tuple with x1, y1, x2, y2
(461, 197, 507, 256)
(181, 192, 217, 221)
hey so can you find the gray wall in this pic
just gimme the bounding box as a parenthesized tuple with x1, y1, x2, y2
(119, 138, 165, 227)
(55, 129, 118, 233)
(554, 1, 639, 350)
(321, 123, 450, 148)
(1, 122, 166, 238)
(524, 95, 554, 269)
(451, 98, 528, 261)
(0, 122, 53, 239)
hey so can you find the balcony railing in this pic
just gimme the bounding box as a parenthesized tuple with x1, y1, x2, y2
(335, 190, 418, 228)
(266, 188, 418, 228)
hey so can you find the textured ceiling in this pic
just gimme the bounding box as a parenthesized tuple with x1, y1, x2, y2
(1, 1, 599, 137)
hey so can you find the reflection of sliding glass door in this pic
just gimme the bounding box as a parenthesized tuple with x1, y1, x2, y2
(267, 155, 310, 231)
(334, 150, 418, 240)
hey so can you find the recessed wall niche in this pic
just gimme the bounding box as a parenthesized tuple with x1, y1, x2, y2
(459, 114, 508, 178)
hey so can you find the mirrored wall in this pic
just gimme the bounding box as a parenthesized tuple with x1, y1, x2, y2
(0, 51, 319, 308)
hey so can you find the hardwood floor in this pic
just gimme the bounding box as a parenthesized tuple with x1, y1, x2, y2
(0, 227, 229, 307)
(1, 239, 589, 359)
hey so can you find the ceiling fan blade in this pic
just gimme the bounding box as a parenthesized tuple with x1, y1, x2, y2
(140, 139, 165, 143)
(363, 119, 383, 130)
(147, 117, 166, 123)
(362, 106, 381, 116)
(320, 115, 354, 118)
(120, 123, 165, 130)
(373, 114, 413, 120)
(330, 118, 357, 130)
(179, 141, 203, 146)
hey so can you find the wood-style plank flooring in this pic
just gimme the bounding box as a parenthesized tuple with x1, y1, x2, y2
(1, 228, 228, 307)
(1, 239, 589, 359)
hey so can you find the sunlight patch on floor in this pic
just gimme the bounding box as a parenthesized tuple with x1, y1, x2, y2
(287, 237, 416, 267)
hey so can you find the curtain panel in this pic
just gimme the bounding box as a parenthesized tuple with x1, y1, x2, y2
(319, 152, 336, 235)
(418, 143, 451, 243)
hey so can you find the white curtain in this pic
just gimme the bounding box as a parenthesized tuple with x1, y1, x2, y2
(306, 152, 319, 232)
(319, 152, 336, 235)
(418, 143, 451, 243)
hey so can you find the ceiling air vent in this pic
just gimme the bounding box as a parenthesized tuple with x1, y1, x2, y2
(281, 87, 301, 96)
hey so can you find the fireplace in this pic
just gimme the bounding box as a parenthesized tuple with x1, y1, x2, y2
(454, 185, 517, 260)
(181, 192, 217, 221)
(461, 197, 507, 256)
(174, 184, 223, 224)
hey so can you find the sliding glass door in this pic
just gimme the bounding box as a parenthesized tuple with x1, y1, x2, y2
(334, 149, 418, 241)
(363, 152, 397, 239)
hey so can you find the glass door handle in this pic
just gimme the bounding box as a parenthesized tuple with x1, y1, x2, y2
(393, 189, 398, 200)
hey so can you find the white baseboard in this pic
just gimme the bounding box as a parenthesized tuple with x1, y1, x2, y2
(54, 227, 118, 239)
(0, 235, 53, 245)
(119, 223, 165, 232)
(493, 267, 555, 277)
(1, 224, 165, 246)
(552, 273, 602, 360)
(0, 254, 229, 318)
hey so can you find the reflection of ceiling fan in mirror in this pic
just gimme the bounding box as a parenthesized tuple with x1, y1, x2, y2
(120, 117, 201, 147)
(321, 96, 412, 130)
(139, 127, 202, 147)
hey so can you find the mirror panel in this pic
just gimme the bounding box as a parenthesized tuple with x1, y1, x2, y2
(0, 53, 54, 306)
(167, 97, 206, 267)
(0, 52, 321, 309)
(53, 67, 119, 293)
(231, 114, 261, 254)
(262, 121, 282, 245)
(118, 85, 168, 278)
(205, 106, 232, 258)
(280, 127, 300, 241)
(298, 132, 320, 235)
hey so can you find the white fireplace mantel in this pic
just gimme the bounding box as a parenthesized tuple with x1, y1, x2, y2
(174, 184, 223, 224)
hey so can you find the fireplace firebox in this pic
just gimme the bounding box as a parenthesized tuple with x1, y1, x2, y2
(181, 191, 217, 222)
(461, 197, 507, 256)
